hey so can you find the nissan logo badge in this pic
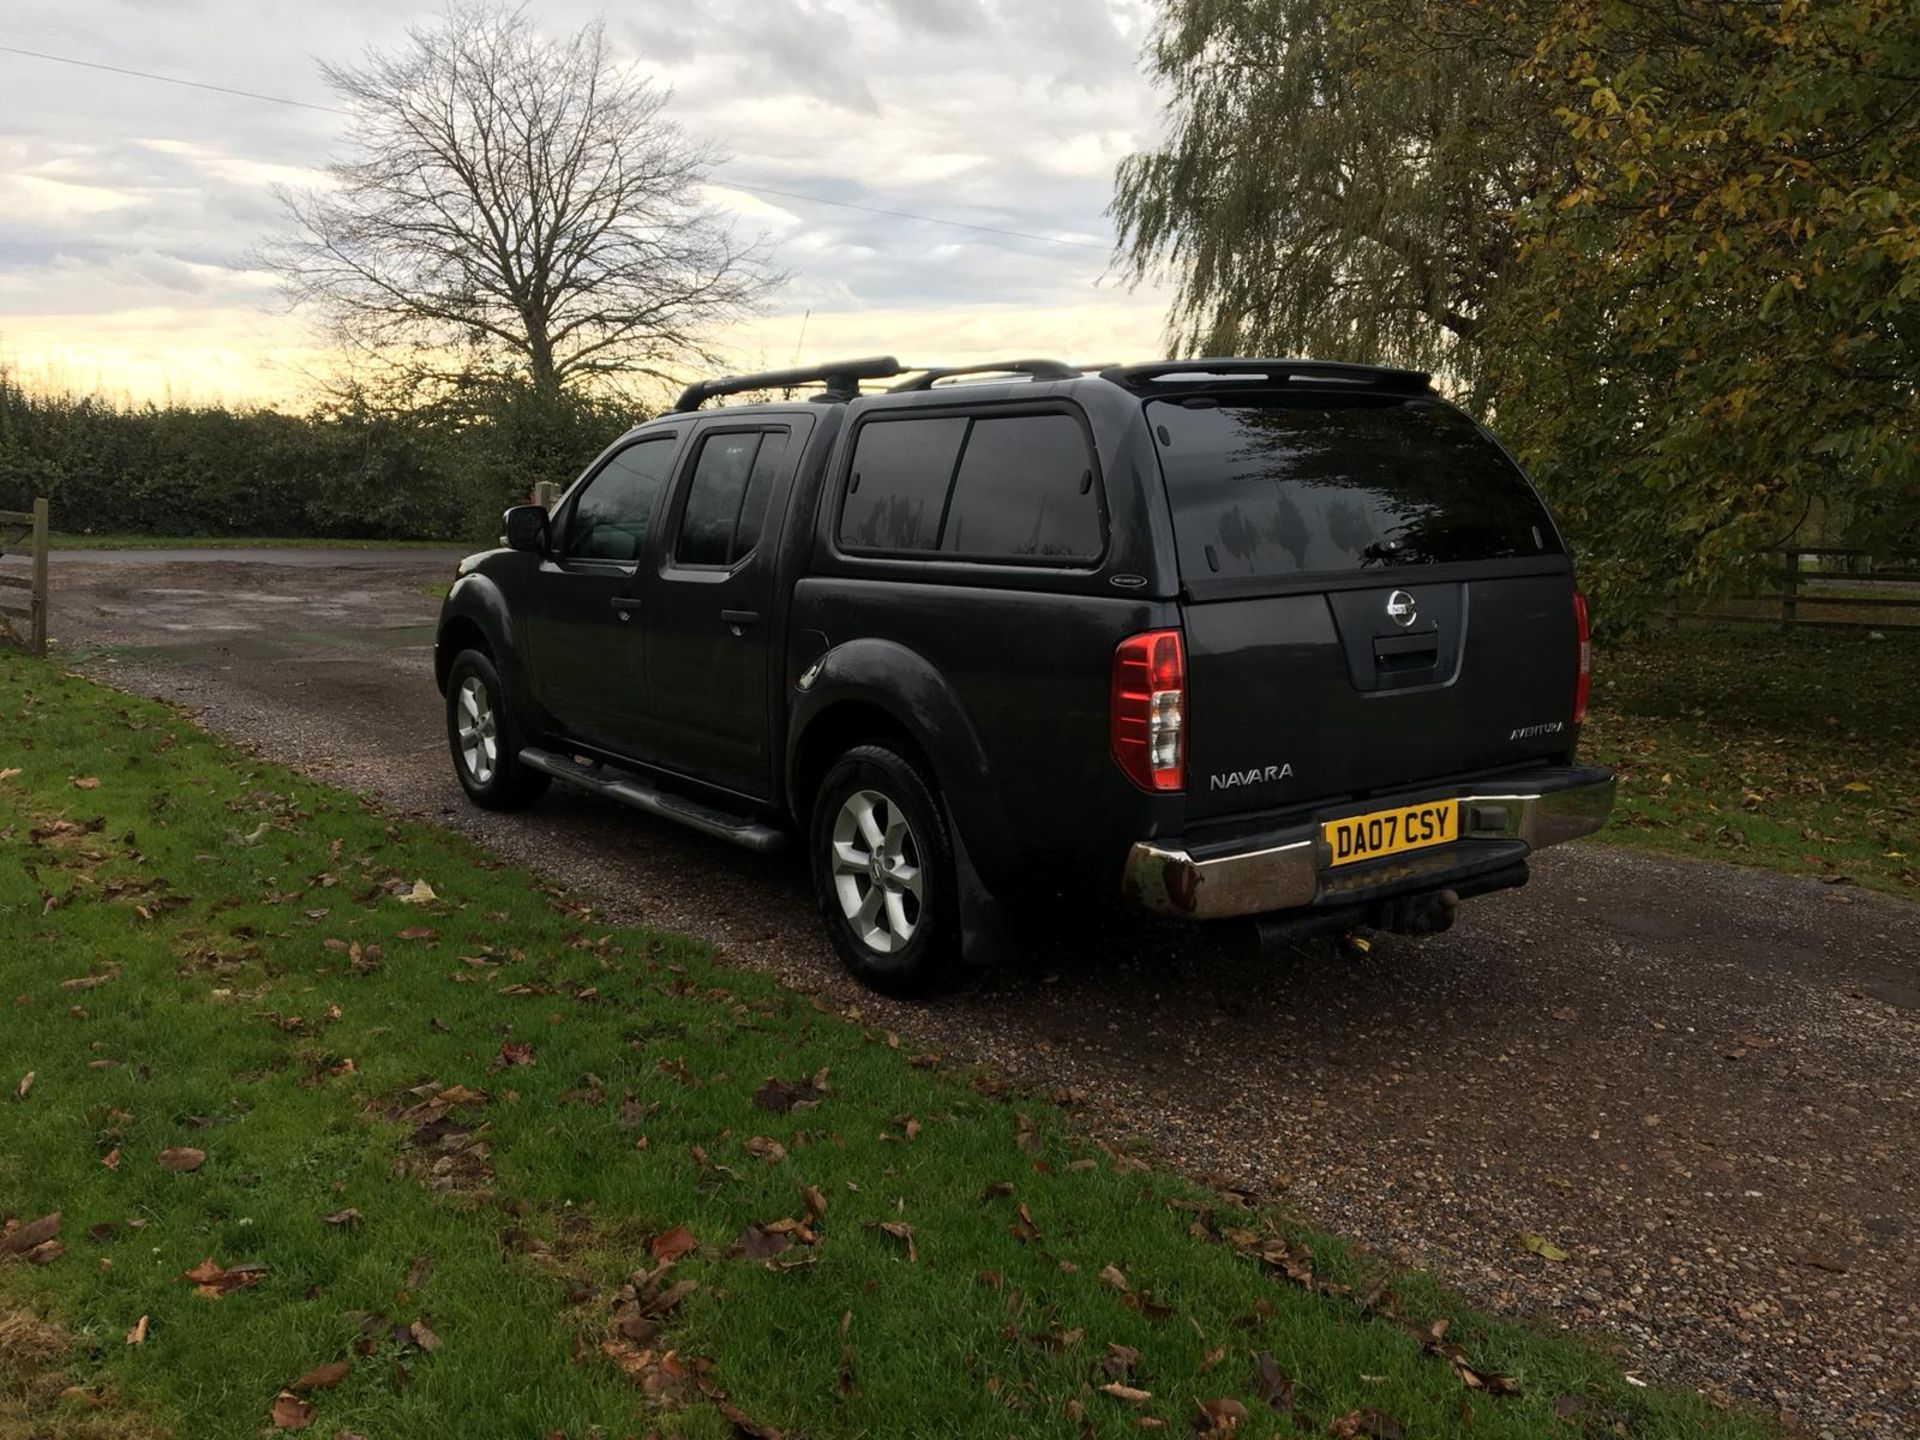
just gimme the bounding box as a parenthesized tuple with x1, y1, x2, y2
(1385, 590, 1418, 627)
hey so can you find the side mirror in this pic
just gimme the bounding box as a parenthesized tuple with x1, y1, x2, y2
(503, 505, 551, 554)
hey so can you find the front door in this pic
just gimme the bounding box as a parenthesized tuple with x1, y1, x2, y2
(524, 432, 679, 756)
(642, 417, 808, 798)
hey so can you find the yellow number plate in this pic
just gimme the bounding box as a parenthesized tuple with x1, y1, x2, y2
(1322, 802, 1459, 868)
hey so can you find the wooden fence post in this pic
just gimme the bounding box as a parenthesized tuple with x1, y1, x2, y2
(1780, 550, 1799, 629)
(532, 480, 561, 511)
(30, 497, 48, 657)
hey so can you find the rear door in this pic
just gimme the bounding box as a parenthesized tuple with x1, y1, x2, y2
(641, 415, 811, 798)
(1150, 391, 1580, 822)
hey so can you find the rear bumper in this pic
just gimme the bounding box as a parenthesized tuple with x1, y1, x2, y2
(1122, 765, 1614, 921)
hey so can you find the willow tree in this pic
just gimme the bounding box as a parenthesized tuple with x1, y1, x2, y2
(268, 2, 777, 403)
(1110, 0, 1553, 382)
(1114, 0, 1920, 613)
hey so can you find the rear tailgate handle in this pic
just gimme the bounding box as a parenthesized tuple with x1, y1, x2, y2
(721, 609, 761, 633)
(1373, 630, 1439, 669)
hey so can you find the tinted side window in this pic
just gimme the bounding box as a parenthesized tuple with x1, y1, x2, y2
(838, 417, 968, 552)
(733, 430, 789, 555)
(676, 429, 790, 567)
(1150, 396, 1561, 581)
(565, 437, 674, 561)
(941, 414, 1101, 560)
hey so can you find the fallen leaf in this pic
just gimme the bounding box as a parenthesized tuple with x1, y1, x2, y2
(1099, 1382, 1151, 1404)
(2, 1212, 59, 1254)
(1520, 1232, 1570, 1263)
(396, 880, 438, 904)
(1102, 1342, 1140, 1379)
(101, 1147, 120, 1171)
(292, 1360, 351, 1391)
(801, 1184, 828, 1220)
(979, 1180, 1015, 1201)
(182, 1256, 269, 1298)
(1253, 1351, 1295, 1413)
(753, 1071, 829, 1113)
(1194, 1397, 1248, 1432)
(12, 1071, 31, 1100)
(498, 1041, 534, 1067)
(0, 767, 19, 782)
(1098, 1263, 1130, 1292)
(269, 1391, 314, 1430)
(743, 1136, 787, 1164)
(158, 1146, 206, 1173)
(396, 927, 439, 942)
(321, 1208, 362, 1229)
(649, 1226, 698, 1263)
(873, 1221, 917, 1262)
(739, 1224, 792, 1260)
(71, 776, 101, 790)
(125, 1315, 149, 1346)
(1327, 1409, 1404, 1439)
(408, 1318, 441, 1352)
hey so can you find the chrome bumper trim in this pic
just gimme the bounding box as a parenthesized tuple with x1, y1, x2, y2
(1123, 772, 1615, 920)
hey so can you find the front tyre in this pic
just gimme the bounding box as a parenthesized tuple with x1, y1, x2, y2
(445, 648, 549, 811)
(811, 743, 962, 995)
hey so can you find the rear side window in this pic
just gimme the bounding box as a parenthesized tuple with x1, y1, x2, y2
(675, 428, 789, 567)
(838, 410, 1102, 562)
(941, 415, 1101, 560)
(839, 417, 967, 552)
(1150, 396, 1560, 581)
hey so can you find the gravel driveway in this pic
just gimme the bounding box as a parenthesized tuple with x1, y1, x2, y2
(37, 547, 1920, 1437)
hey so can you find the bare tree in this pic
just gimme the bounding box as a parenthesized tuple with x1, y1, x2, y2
(268, 3, 778, 399)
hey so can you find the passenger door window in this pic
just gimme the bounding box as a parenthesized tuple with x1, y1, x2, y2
(675, 428, 791, 567)
(563, 437, 675, 562)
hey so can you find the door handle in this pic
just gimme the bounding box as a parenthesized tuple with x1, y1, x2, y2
(610, 596, 642, 620)
(721, 609, 761, 628)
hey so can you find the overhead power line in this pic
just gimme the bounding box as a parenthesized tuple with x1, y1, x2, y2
(0, 42, 1110, 252)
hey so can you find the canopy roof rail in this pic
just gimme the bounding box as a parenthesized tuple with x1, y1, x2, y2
(673, 355, 904, 412)
(1100, 357, 1433, 394)
(888, 358, 1083, 392)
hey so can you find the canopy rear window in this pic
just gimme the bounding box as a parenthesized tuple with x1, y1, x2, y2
(1149, 394, 1560, 582)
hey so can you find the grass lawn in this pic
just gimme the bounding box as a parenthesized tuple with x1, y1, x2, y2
(49, 535, 457, 552)
(1584, 625, 1917, 897)
(0, 657, 1775, 1440)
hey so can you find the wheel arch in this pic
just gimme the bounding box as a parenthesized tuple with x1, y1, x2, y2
(784, 639, 1015, 895)
(434, 574, 518, 698)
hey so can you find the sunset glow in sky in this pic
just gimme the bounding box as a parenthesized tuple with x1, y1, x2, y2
(0, 0, 1174, 408)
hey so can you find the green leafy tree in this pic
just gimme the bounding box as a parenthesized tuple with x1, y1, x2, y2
(1114, 0, 1920, 616)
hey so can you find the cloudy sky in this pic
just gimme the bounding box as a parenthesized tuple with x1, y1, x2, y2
(0, 0, 1176, 406)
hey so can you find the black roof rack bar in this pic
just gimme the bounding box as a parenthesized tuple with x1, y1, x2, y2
(1100, 357, 1432, 393)
(673, 355, 904, 412)
(887, 358, 1082, 392)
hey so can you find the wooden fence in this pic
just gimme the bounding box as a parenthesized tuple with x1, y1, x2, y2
(1669, 548, 1920, 633)
(0, 499, 50, 656)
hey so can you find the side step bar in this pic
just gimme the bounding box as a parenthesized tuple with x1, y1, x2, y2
(518, 748, 786, 853)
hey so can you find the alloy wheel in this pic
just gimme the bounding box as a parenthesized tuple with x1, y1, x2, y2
(829, 787, 923, 953)
(456, 673, 499, 785)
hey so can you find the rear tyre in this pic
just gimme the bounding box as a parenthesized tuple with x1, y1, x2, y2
(811, 743, 962, 995)
(445, 648, 549, 811)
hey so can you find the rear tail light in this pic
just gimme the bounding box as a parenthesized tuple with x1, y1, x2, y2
(1573, 591, 1592, 725)
(1112, 629, 1185, 791)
